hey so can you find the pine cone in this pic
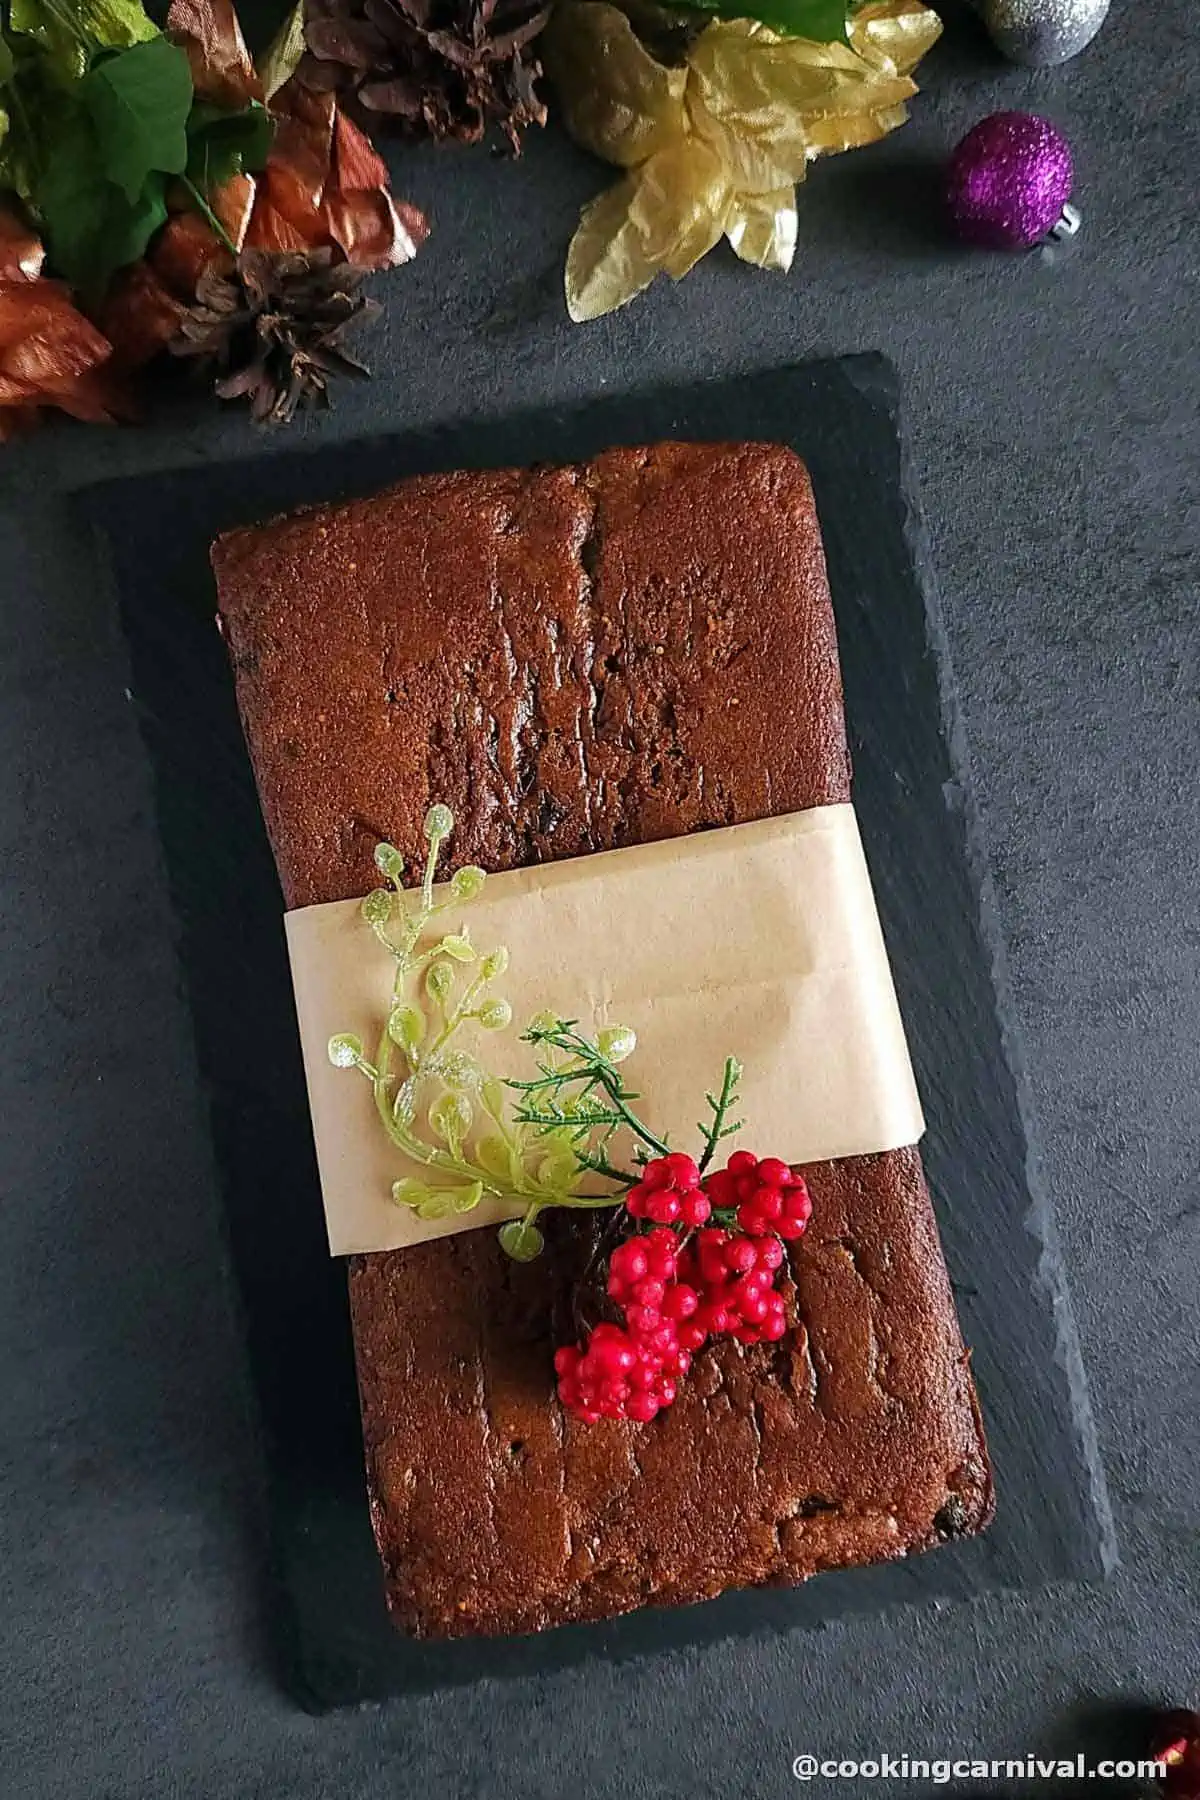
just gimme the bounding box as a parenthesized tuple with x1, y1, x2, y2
(299, 0, 552, 149)
(169, 249, 381, 424)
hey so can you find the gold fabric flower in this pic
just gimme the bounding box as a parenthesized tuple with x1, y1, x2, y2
(544, 0, 942, 320)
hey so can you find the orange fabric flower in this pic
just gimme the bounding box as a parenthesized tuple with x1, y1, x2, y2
(0, 208, 128, 440)
(165, 0, 429, 271)
(240, 83, 429, 270)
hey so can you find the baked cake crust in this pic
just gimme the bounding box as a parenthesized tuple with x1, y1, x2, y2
(213, 440, 992, 1639)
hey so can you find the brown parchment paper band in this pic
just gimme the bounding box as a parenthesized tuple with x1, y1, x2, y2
(285, 804, 924, 1257)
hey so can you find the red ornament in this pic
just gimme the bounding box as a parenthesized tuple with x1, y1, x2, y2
(1152, 1711, 1200, 1800)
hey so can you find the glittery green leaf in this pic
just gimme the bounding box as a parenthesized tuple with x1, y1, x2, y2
(391, 1177, 431, 1210)
(481, 1076, 508, 1119)
(437, 1051, 479, 1089)
(476, 1135, 514, 1181)
(429, 1091, 472, 1145)
(425, 961, 453, 1003)
(374, 843, 405, 880)
(499, 1218, 544, 1262)
(362, 888, 393, 926)
(450, 865, 486, 900)
(387, 1004, 424, 1050)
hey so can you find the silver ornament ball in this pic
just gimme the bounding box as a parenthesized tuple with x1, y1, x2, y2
(976, 0, 1110, 66)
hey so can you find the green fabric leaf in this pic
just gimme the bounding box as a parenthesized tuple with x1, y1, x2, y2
(425, 960, 453, 1003)
(258, 0, 306, 101)
(8, 0, 90, 79)
(78, 36, 192, 204)
(4, 0, 154, 78)
(28, 104, 98, 267)
(537, 1149, 579, 1192)
(185, 98, 274, 194)
(374, 843, 405, 880)
(0, 38, 15, 85)
(7, 0, 157, 68)
(37, 97, 167, 297)
(0, 107, 33, 203)
(39, 111, 168, 297)
(0, 37, 70, 200)
(672, 0, 850, 40)
(106, 164, 166, 260)
(77, 0, 159, 49)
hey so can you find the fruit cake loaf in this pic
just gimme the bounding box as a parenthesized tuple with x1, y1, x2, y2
(212, 440, 992, 1639)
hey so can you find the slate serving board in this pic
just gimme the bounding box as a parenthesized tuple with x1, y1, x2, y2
(85, 354, 1111, 1711)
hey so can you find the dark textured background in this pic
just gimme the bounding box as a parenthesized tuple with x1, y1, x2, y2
(1, 0, 1196, 1793)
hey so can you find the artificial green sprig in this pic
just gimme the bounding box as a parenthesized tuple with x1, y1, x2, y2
(0, 0, 274, 299)
(509, 1017, 667, 1175)
(697, 1054, 744, 1173)
(328, 803, 746, 1262)
(330, 804, 641, 1261)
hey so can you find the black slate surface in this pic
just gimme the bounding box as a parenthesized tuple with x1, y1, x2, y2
(88, 356, 1108, 1708)
(2, 0, 1197, 1791)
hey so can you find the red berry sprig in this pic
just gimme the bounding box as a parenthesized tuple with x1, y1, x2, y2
(555, 1227, 692, 1423)
(680, 1228, 788, 1344)
(704, 1149, 813, 1239)
(556, 1149, 812, 1423)
(625, 1151, 711, 1226)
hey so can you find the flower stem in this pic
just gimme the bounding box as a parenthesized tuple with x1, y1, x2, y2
(426, 968, 486, 1059)
(591, 1070, 668, 1157)
(421, 835, 442, 914)
(573, 1148, 640, 1187)
(179, 176, 240, 259)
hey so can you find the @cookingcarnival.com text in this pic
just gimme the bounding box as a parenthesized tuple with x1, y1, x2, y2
(791, 1754, 1168, 1783)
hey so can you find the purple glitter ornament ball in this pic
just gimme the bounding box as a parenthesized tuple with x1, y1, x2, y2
(947, 111, 1074, 249)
